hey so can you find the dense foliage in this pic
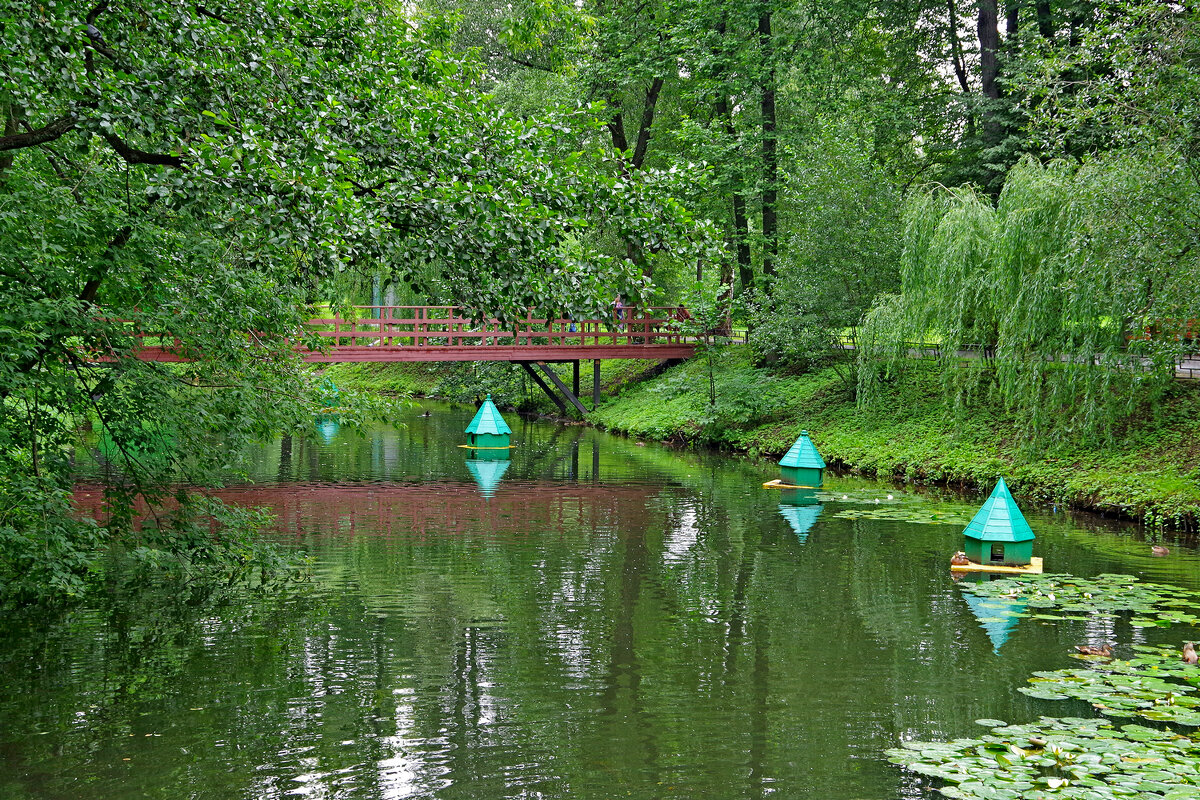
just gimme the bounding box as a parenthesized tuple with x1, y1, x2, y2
(859, 157, 1200, 440)
(437, 0, 1200, 445)
(0, 0, 710, 604)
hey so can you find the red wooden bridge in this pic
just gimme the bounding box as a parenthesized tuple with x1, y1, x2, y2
(304, 306, 696, 363)
(123, 306, 697, 414)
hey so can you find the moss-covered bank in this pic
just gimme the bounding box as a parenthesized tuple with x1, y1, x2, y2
(590, 348, 1200, 526)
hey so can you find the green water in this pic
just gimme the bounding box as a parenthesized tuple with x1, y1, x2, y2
(4, 403, 1199, 799)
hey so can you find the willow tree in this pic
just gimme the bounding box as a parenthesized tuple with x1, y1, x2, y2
(858, 157, 1200, 441)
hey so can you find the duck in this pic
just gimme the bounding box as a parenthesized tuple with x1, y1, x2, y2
(1184, 642, 1198, 665)
(950, 551, 971, 566)
(420, 410, 432, 417)
(1074, 644, 1113, 657)
(1151, 544, 1170, 556)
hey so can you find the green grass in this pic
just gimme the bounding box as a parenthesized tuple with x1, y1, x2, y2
(591, 348, 1200, 524)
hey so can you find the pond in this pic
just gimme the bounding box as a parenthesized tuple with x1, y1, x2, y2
(3, 402, 1198, 799)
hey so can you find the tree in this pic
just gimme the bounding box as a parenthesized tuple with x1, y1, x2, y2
(747, 119, 902, 387)
(858, 157, 1200, 441)
(0, 0, 712, 603)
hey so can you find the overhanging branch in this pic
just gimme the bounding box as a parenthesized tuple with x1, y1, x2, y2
(0, 115, 79, 152)
(101, 131, 186, 168)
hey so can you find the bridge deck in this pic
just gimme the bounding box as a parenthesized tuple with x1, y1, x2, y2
(120, 306, 698, 363)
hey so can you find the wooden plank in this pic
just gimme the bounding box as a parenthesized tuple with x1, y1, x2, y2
(950, 556, 1044, 575)
(762, 479, 821, 490)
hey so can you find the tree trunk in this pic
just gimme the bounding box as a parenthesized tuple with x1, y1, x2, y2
(1006, 0, 1020, 58)
(977, 0, 1002, 146)
(946, 0, 972, 94)
(1036, 0, 1053, 39)
(607, 110, 629, 158)
(0, 105, 16, 174)
(758, 11, 778, 286)
(717, 257, 734, 335)
(714, 94, 753, 293)
(631, 78, 663, 169)
(607, 80, 665, 278)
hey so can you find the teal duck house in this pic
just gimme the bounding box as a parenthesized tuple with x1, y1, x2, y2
(778, 430, 825, 488)
(961, 478, 1035, 567)
(465, 395, 512, 450)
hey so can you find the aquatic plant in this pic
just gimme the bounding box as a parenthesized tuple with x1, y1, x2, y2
(1022, 646, 1200, 727)
(831, 507, 973, 525)
(888, 716, 1200, 799)
(889, 576, 1200, 798)
(958, 574, 1200, 624)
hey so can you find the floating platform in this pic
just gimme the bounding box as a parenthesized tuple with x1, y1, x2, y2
(457, 444, 518, 450)
(762, 479, 820, 490)
(951, 556, 1043, 575)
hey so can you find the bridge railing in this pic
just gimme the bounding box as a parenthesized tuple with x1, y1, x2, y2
(306, 306, 692, 348)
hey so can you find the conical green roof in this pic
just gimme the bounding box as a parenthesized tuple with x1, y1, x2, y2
(466, 458, 510, 498)
(465, 395, 512, 436)
(779, 430, 826, 469)
(962, 478, 1035, 543)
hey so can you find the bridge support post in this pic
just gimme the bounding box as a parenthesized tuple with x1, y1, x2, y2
(517, 362, 567, 414)
(593, 359, 600, 410)
(573, 360, 580, 399)
(537, 363, 589, 416)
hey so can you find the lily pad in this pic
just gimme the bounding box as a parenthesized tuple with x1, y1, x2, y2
(896, 575, 1200, 800)
(958, 574, 1200, 625)
(888, 716, 1200, 800)
(832, 508, 972, 525)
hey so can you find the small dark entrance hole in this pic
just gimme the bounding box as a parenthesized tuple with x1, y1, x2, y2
(990, 544, 1004, 563)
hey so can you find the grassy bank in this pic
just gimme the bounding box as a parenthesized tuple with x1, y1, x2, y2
(590, 348, 1200, 525)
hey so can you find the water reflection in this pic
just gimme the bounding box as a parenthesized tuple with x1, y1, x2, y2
(777, 487, 823, 544)
(13, 402, 1200, 800)
(959, 591, 1027, 654)
(315, 417, 340, 443)
(464, 459, 510, 498)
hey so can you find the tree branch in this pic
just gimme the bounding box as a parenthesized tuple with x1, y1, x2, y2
(505, 54, 556, 73)
(86, 1, 109, 26)
(631, 77, 663, 169)
(195, 4, 234, 24)
(101, 131, 186, 168)
(350, 177, 395, 197)
(80, 195, 162, 306)
(0, 115, 79, 152)
(84, 2, 121, 65)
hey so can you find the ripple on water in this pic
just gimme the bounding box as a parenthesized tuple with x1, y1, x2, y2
(26, 411, 1200, 799)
